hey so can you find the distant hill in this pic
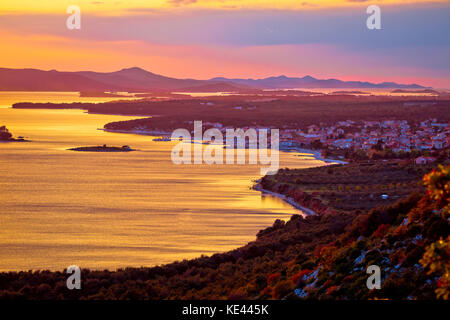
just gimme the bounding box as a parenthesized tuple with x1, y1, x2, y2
(0, 67, 426, 92)
(75, 67, 208, 91)
(0, 68, 117, 92)
(391, 89, 438, 94)
(0, 67, 235, 92)
(211, 75, 426, 90)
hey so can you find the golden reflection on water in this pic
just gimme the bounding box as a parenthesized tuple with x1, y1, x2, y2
(0, 92, 327, 271)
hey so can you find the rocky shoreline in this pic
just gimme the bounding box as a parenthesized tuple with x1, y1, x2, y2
(0, 125, 29, 142)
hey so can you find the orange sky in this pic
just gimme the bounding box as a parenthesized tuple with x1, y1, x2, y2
(0, 0, 449, 88)
(2, 1, 447, 13)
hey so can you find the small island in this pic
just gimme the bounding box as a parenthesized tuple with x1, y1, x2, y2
(391, 89, 438, 95)
(68, 144, 135, 152)
(0, 126, 28, 142)
(331, 90, 369, 95)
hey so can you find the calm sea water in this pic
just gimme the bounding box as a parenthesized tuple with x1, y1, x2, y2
(0, 92, 327, 271)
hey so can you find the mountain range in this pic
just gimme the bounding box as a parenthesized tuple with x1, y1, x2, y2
(0, 67, 426, 92)
(211, 75, 426, 90)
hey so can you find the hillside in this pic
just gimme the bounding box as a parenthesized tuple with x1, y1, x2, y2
(76, 67, 208, 91)
(259, 164, 449, 300)
(258, 161, 432, 214)
(0, 68, 117, 92)
(0, 67, 243, 92)
(0, 67, 426, 92)
(0, 163, 447, 300)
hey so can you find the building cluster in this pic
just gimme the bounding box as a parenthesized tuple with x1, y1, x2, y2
(192, 119, 449, 154)
(278, 119, 449, 153)
(136, 117, 449, 157)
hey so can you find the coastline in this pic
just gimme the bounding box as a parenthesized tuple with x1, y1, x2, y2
(104, 128, 348, 164)
(281, 146, 348, 164)
(253, 182, 316, 215)
(103, 128, 172, 136)
(252, 148, 345, 217)
(104, 127, 341, 217)
(0, 139, 29, 142)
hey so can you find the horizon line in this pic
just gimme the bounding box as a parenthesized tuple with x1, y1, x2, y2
(0, 66, 429, 88)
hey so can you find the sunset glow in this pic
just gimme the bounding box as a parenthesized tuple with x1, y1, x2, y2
(1, 0, 448, 13)
(1, 0, 449, 87)
(0, 0, 449, 305)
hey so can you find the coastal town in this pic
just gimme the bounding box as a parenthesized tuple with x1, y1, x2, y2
(281, 118, 448, 152)
(197, 117, 449, 161)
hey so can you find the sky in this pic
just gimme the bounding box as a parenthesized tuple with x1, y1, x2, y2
(0, 0, 449, 88)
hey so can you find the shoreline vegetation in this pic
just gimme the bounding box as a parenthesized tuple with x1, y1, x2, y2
(68, 145, 135, 152)
(258, 160, 435, 214)
(103, 128, 172, 136)
(283, 147, 348, 165)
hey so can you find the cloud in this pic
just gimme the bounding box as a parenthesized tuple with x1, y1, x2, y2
(1, 5, 449, 49)
(167, 0, 197, 7)
(301, 2, 318, 7)
(2, 29, 448, 87)
(0, 4, 449, 87)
